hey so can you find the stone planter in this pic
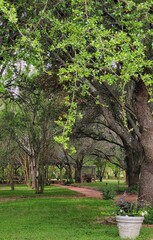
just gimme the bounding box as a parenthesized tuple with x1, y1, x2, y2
(116, 216, 144, 239)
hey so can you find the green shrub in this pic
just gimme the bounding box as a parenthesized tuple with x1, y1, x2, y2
(116, 185, 138, 194)
(101, 185, 115, 200)
(126, 185, 138, 194)
(64, 179, 74, 185)
(144, 206, 153, 224)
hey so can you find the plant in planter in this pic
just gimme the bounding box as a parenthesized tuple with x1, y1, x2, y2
(115, 193, 148, 240)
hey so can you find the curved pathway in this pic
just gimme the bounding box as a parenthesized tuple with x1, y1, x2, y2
(54, 184, 102, 199)
(54, 184, 137, 201)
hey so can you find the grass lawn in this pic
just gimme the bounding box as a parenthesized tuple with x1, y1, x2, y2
(0, 185, 152, 240)
(0, 184, 80, 198)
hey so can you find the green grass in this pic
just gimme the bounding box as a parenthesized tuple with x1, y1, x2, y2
(0, 197, 152, 240)
(0, 184, 80, 198)
(0, 184, 152, 240)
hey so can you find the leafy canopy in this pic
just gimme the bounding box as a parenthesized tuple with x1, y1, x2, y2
(1, 0, 153, 148)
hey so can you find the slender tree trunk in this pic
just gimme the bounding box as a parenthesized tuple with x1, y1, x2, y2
(31, 158, 36, 189)
(7, 163, 14, 190)
(35, 165, 44, 194)
(59, 166, 63, 183)
(1, 167, 5, 183)
(44, 165, 48, 185)
(98, 161, 107, 182)
(56, 163, 64, 183)
(24, 155, 31, 186)
(65, 163, 73, 182)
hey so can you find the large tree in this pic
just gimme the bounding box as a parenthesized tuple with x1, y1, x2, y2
(1, 1, 153, 205)
(46, 0, 153, 205)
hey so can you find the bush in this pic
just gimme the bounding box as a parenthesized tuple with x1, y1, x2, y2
(144, 206, 153, 224)
(101, 185, 115, 200)
(116, 185, 138, 194)
(126, 186, 138, 194)
(64, 179, 74, 185)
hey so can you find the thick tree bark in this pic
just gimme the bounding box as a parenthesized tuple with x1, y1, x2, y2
(135, 80, 153, 206)
(124, 144, 142, 187)
(89, 81, 143, 187)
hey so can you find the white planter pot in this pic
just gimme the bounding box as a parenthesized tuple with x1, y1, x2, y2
(116, 216, 144, 239)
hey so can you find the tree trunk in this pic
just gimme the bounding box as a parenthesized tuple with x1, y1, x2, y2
(90, 82, 144, 187)
(35, 165, 44, 194)
(65, 163, 73, 182)
(98, 161, 107, 182)
(1, 167, 5, 183)
(30, 157, 37, 189)
(124, 144, 142, 187)
(75, 160, 82, 183)
(23, 155, 31, 186)
(59, 166, 63, 183)
(7, 163, 15, 191)
(56, 163, 64, 183)
(44, 165, 49, 185)
(135, 80, 153, 206)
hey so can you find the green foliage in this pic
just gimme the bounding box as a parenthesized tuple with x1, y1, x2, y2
(64, 178, 74, 185)
(0, 0, 18, 23)
(1, 0, 153, 149)
(54, 99, 77, 151)
(48, 0, 153, 144)
(101, 185, 116, 200)
(115, 199, 148, 217)
(126, 185, 138, 194)
(144, 206, 153, 224)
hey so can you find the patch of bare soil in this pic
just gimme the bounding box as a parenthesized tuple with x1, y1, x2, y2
(115, 193, 138, 202)
(97, 216, 116, 225)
